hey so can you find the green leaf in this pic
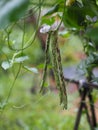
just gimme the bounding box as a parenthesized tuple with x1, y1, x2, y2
(37, 63, 44, 69)
(86, 27, 98, 44)
(41, 17, 55, 26)
(14, 56, 29, 63)
(0, 0, 29, 29)
(43, 82, 49, 88)
(1, 56, 29, 70)
(82, 0, 98, 17)
(24, 66, 38, 74)
(92, 77, 98, 83)
(63, 1, 85, 28)
(0, 101, 7, 109)
(1, 61, 12, 70)
(58, 30, 70, 38)
(37, 63, 52, 69)
(44, 4, 59, 16)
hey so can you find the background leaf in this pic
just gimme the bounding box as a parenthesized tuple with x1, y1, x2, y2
(0, 0, 29, 29)
(24, 66, 38, 74)
(1, 61, 12, 70)
(86, 27, 98, 44)
(14, 56, 29, 63)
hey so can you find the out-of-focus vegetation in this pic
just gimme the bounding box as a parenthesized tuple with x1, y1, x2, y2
(60, 34, 83, 66)
(0, 14, 89, 130)
(0, 0, 98, 129)
(0, 73, 90, 130)
(0, 25, 90, 129)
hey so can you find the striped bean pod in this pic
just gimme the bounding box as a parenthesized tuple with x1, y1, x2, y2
(51, 30, 67, 109)
(50, 31, 62, 100)
(56, 40, 67, 109)
(40, 28, 67, 109)
(40, 32, 51, 93)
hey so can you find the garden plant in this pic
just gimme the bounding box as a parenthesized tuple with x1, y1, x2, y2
(0, 0, 98, 129)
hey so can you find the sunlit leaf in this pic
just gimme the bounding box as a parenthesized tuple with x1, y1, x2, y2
(37, 63, 44, 69)
(14, 56, 29, 63)
(41, 17, 55, 26)
(24, 66, 38, 74)
(43, 82, 49, 88)
(37, 63, 52, 69)
(1, 61, 12, 70)
(58, 30, 70, 38)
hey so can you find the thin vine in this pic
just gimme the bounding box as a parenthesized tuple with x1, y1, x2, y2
(40, 32, 51, 93)
(5, 0, 43, 52)
(0, 63, 22, 115)
(0, 0, 46, 115)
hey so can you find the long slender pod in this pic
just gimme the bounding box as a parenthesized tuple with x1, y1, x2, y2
(50, 31, 61, 90)
(40, 32, 51, 93)
(51, 30, 67, 109)
(56, 36, 67, 109)
(40, 28, 67, 109)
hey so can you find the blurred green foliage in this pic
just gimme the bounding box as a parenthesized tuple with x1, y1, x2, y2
(0, 0, 29, 29)
(0, 0, 98, 129)
(60, 34, 83, 66)
(0, 74, 90, 130)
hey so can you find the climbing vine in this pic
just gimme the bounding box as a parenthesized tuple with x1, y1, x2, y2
(0, 0, 98, 112)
